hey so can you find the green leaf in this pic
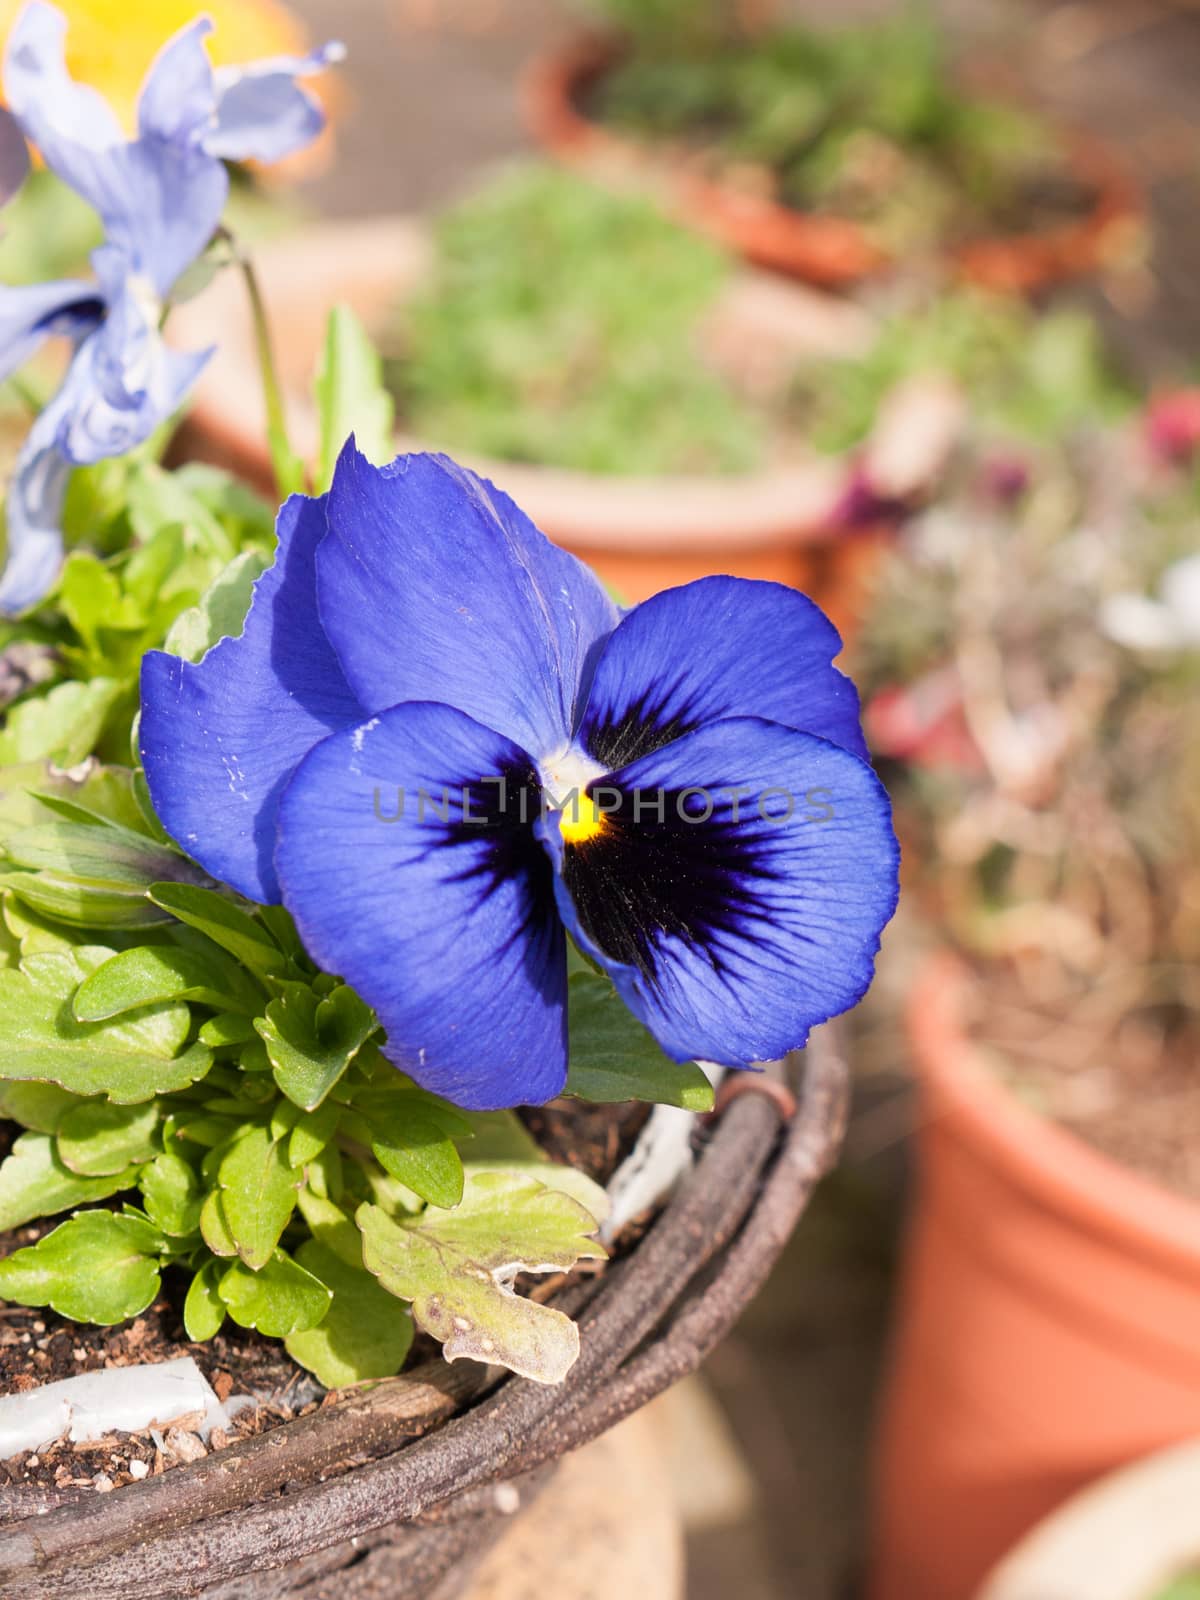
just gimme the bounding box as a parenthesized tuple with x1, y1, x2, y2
(198, 1011, 259, 1048)
(0, 678, 124, 766)
(0, 1079, 84, 1133)
(565, 972, 714, 1110)
(199, 1187, 238, 1257)
(286, 1239, 413, 1387)
(73, 942, 263, 1021)
(0, 1210, 164, 1323)
(256, 982, 375, 1111)
(459, 1110, 546, 1164)
(147, 883, 287, 977)
(217, 1125, 301, 1269)
(462, 1159, 614, 1218)
(218, 1250, 332, 1336)
(314, 305, 395, 490)
(0, 1131, 138, 1230)
(2, 894, 77, 956)
(288, 1101, 341, 1168)
(58, 552, 143, 652)
(139, 1150, 203, 1236)
(357, 1169, 608, 1384)
(0, 947, 211, 1101)
(1, 820, 196, 929)
(183, 1258, 227, 1340)
(162, 549, 270, 664)
(56, 1098, 161, 1176)
(351, 1076, 474, 1140)
(370, 1106, 464, 1209)
(126, 462, 232, 561)
(296, 1187, 361, 1265)
(0, 759, 146, 837)
(169, 463, 276, 551)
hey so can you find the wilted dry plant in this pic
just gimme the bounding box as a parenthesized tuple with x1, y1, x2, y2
(856, 425, 1200, 1167)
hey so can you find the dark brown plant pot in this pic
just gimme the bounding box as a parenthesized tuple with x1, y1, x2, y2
(522, 33, 1145, 296)
(0, 1038, 848, 1598)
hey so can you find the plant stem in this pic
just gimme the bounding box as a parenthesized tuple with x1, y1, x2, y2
(228, 235, 306, 499)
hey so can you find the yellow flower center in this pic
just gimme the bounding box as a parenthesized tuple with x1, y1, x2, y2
(557, 792, 607, 847)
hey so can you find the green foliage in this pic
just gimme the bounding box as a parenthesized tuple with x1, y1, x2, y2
(0, 171, 102, 286)
(0, 764, 641, 1384)
(358, 1168, 608, 1384)
(0, 456, 275, 771)
(593, 6, 1083, 254)
(285, 1238, 414, 1387)
(394, 163, 765, 477)
(795, 291, 1129, 455)
(256, 982, 375, 1110)
(0, 1210, 165, 1323)
(1153, 1575, 1200, 1600)
(315, 305, 395, 489)
(565, 972, 714, 1109)
(0, 1131, 137, 1230)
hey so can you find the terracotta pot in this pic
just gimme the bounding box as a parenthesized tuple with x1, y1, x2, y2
(522, 34, 1144, 295)
(171, 216, 891, 630)
(869, 953, 1200, 1600)
(977, 1437, 1200, 1600)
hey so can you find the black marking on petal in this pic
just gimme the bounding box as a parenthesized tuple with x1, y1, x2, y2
(437, 761, 555, 949)
(562, 785, 781, 985)
(582, 678, 703, 770)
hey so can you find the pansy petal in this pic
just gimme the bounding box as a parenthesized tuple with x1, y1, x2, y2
(275, 699, 567, 1110)
(208, 43, 344, 164)
(578, 576, 869, 767)
(0, 330, 104, 615)
(140, 493, 363, 903)
(92, 138, 228, 296)
(0, 106, 30, 207)
(540, 716, 898, 1066)
(4, 3, 123, 166)
(0, 278, 103, 384)
(60, 283, 212, 464)
(318, 444, 619, 760)
(137, 18, 216, 148)
(4, 5, 225, 294)
(0, 373, 75, 616)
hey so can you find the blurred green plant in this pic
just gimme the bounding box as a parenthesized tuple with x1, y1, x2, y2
(391, 163, 767, 476)
(794, 290, 1131, 455)
(1153, 1575, 1200, 1600)
(584, 3, 1090, 255)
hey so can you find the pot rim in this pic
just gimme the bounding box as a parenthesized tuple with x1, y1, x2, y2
(976, 1435, 1200, 1600)
(173, 215, 867, 553)
(523, 31, 1145, 295)
(908, 950, 1200, 1280)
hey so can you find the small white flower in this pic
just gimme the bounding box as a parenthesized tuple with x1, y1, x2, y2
(1100, 553, 1200, 652)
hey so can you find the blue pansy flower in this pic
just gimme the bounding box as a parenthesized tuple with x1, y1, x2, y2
(0, 1, 342, 615)
(140, 445, 899, 1110)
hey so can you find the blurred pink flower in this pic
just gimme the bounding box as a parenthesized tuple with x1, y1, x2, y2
(1145, 387, 1200, 466)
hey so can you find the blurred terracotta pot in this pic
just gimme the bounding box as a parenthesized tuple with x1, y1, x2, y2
(171, 216, 891, 631)
(523, 35, 1144, 295)
(869, 953, 1200, 1600)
